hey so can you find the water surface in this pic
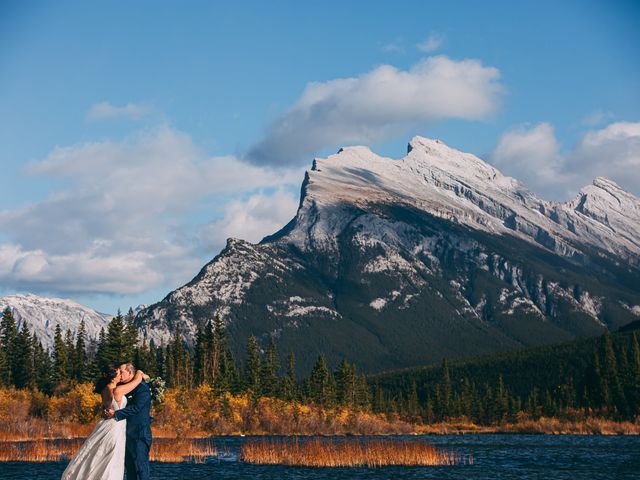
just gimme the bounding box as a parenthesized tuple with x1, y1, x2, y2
(2, 434, 638, 479)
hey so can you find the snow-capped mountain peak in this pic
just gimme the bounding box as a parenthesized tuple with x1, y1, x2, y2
(136, 136, 640, 373)
(0, 293, 113, 350)
(279, 136, 640, 264)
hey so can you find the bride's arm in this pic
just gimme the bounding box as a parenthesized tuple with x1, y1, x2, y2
(113, 370, 145, 403)
(100, 387, 113, 409)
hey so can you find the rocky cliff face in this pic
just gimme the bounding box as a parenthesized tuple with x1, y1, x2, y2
(136, 137, 640, 374)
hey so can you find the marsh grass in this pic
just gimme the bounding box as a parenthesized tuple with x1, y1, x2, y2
(241, 437, 470, 467)
(0, 438, 217, 463)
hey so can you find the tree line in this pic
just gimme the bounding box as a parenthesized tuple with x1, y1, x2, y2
(0, 308, 370, 409)
(372, 331, 640, 423)
(2, 307, 638, 423)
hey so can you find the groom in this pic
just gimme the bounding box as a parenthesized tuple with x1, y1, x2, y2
(105, 362, 153, 480)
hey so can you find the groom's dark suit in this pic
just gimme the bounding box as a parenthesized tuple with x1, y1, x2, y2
(114, 380, 153, 480)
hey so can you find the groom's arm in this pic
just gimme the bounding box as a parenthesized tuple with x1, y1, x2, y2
(113, 383, 150, 422)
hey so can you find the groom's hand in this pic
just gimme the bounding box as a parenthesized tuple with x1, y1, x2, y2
(103, 407, 115, 419)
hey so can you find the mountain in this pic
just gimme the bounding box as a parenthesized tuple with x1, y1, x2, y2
(0, 294, 113, 350)
(136, 136, 640, 374)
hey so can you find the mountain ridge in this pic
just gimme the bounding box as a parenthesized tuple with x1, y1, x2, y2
(134, 136, 640, 373)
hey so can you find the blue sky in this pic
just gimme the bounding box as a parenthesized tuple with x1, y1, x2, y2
(1, 0, 638, 313)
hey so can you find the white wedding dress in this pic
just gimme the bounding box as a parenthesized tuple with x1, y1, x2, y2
(61, 394, 127, 480)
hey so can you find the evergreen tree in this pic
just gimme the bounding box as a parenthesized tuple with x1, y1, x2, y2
(309, 353, 331, 405)
(0, 308, 18, 385)
(407, 380, 420, 420)
(64, 329, 75, 380)
(628, 332, 640, 416)
(93, 327, 108, 374)
(52, 324, 69, 386)
(105, 312, 128, 365)
(168, 326, 191, 388)
(601, 333, 627, 416)
(32, 334, 52, 393)
(335, 359, 356, 406)
(260, 337, 280, 397)
(74, 319, 88, 382)
(244, 335, 261, 393)
(12, 322, 34, 389)
(193, 322, 211, 385)
(0, 346, 8, 388)
(281, 351, 297, 401)
(435, 358, 452, 419)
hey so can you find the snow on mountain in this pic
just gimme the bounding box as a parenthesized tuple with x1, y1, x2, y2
(0, 294, 113, 350)
(280, 136, 640, 263)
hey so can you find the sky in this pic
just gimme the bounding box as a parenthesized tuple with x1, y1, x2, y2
(1, 0, 639, 313)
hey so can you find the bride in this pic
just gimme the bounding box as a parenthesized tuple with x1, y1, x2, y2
(61, 364, 147, 480)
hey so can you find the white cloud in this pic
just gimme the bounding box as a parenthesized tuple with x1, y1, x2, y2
(198, 189, 299, 250)
(246, 55, 503, 165)
(0, 126, 303, 295)
(416, 33, 444, 53)
(491, 121, 640, 199)
(491, 123, 567, 198)
(87, 101, 153, 120)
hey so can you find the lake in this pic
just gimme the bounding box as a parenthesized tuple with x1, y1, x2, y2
(2, 434, 639, 479)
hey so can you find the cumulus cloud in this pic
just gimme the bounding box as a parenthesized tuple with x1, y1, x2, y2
(0, 126, 303, 295)
(246, 55, 503, 165)
(87, 101, 153, 120)
(416, 33, 444, 53)
(198, 189, 299, 251)
(491, 121, 640, 199)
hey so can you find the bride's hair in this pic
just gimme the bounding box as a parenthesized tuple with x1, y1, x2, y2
(93, 364, 119, 394)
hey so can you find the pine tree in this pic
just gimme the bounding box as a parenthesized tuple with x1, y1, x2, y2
(309, 354, 331, 405)
(74, 319, 88, 382)
(335, 359, 356, 406)
(244, 335, 261, 394)
(168, 326, 191, 388)
(93, 327, 108, 374)
(64, 329, 75, 380)
(260, 337, 280, 397)
(627, 332, 640, 417)
(601, 333, 627, 417)
(105, 312, 128, 365)
(0, 346, 8, 388)
(435, 358, 452, 419)
(32, 334, 52, 393)
(407, 380, 420, 421)
(194, 321, 212, 385)
(12, 322, 34, 389)
(281, 351, 297, 401)
(0, 308, 18, 385)
(52, 324, 69, 387)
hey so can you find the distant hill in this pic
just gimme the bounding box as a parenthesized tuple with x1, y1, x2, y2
(0, 294, 113, 350)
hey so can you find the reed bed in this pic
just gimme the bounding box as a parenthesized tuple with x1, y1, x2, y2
(241, 437, 470, 467)
(0, 438, 217, 463)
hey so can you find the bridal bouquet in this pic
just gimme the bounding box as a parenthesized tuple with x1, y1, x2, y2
(148, 376, 166, 406)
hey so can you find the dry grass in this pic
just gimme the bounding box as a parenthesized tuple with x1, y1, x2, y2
(241, 437, 470, 467)
(0, 438, 217, 463)
(502, 416, 640, 435)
